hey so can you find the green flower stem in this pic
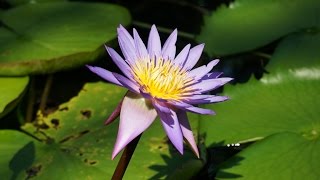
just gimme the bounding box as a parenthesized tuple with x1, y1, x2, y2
(39, 74, 53, 114)
(252, 52, 272, 59)
(112, 134, 142, 180)
(26, 77, 35, 122)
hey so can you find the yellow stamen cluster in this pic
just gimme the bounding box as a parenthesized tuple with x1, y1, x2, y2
(132, 57, 193, 100)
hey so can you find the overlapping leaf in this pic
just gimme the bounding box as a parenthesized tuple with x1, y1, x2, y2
(0, 82, 202, 179)
(6, 0, 67, 7)
(197, 0, 320, 56)
(200, 31, 320, 179)
(0, 76, 29, 118)
(216, 132, 320, 179)
(0, 2, 131, 75)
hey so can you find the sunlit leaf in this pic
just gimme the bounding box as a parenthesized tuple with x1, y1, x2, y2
(0, 76, 29, 118)
(200, 31, 320, 146)
(216, 133, 320, 180)
(0, 82, 202, 179)
(200, 31, 320, 179)
(0, 2, 131, 75)
(197, 0, 320, 56)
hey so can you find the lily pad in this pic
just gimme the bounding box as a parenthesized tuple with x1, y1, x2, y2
(0, 130, 38, 180)
(6, 0, 67, 7)
(197, 0, 320, 56)
(200, 31, 320, 146)
(200, 31, 320, 179)
(0, 2, 131, 76)
(268, 31, 320, 71)
(0, 82, 202, 179)
(0, 76, 29, 118)
(216, 132, 320, 179)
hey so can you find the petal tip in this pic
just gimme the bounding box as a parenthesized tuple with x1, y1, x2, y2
(225, 78, 234, 84)
(173, 28, 178, 35)
(111, 150, 118, 160)
(86, 65, 95, 72)
(151, 24, 157, 29)
(175, 143, 184, 155)
(118, 24, 125, 30)
(212, 59, 220, 64)
(104, 44, 110, 49)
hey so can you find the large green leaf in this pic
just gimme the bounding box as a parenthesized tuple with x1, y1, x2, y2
(268, 31, 320, 71)
(0, 76, 29, 118)
(6, 0, 66, 7)
(200, 31, 320, 146)
(0, 2, 131, 76)
(200, 32, 320, 179)
(216, 132, 320, 179)
(0, 130, 38, 180)
(197, 0, 320, 56)
(0, 82, 202, 179)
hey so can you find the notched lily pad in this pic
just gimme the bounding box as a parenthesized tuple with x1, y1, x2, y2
(0, 2, 131, 75)
(201, 31, 320, 179)
(1, 82, 204, 179)
(200, 31, 320, 146)
(23, 82, 126, 141)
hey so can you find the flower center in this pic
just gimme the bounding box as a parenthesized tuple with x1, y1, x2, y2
(132, 57, 193, 100)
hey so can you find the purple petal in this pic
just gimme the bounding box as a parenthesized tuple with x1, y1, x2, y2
(192, 77, 233, 93)
(105, 98, 123, 125)
(112, 92, 157, 159)
(170, 101, 214, 115)
(177, 110, 199, 158)
(113, 73, 140, 93)
(105, 46, 133, 79)
(86, 65, 122, 86)
(174, 44, 190, 66)
(201, 72, 223, 80)
(148, 25, 162, 58)
(117, 25, 137, 64)
(188, 59, 219, 80)
(184, 106, 214, 115)
(183, 44, 204, 70)
(155, 103, 184, 154)
(139, 90, 153, 99)
(184, 95, 229, 104)
(162, 29, 177, 60)
(153, 101, 171, 114)
(133, 28, 148, 58)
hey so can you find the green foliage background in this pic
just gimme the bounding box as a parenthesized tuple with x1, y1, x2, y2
(0, 0, 319, 179)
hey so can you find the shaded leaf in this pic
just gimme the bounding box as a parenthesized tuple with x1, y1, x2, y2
(268, 31, 320, 71)
(6, 0, 66, 7)
(197, 0, 320, 56)
(0, 76, 29, 118)
(0, 130, 38, 180)
(0, 2, 131, 75)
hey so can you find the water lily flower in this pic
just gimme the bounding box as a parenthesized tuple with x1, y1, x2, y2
(87, 25, 232, 159)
